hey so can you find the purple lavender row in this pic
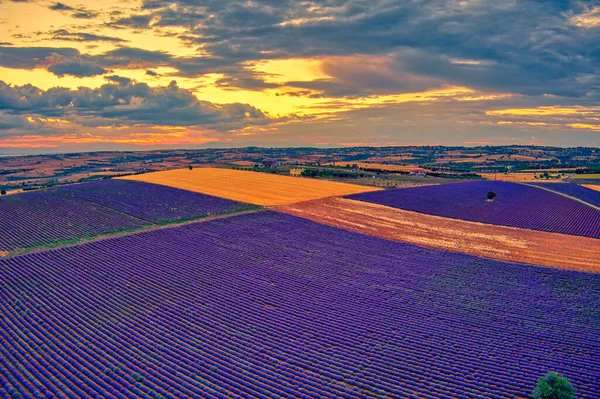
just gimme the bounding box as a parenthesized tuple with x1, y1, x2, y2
(349, 181, 600, 239)
(0, 189, 147, 251)
(528, 182, 600, 208)
(1, 211, 598, 398)
(58, 179, 255, 224)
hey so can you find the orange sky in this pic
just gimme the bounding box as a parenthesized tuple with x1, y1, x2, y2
(1, 0, 599, 152)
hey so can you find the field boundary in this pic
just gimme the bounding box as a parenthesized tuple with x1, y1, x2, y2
(276, 197, 600, 273)
(520, 182, 600, 211)
(3, 208, 264, 259)
(119, 167, 382, 206)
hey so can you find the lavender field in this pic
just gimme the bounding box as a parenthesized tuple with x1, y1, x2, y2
(60, 180, 255, 223)
(0, 190, 147, 252)
(1, 211, 598, 399)
(529, 183, 600, 208)
(350, 181, 600, 239)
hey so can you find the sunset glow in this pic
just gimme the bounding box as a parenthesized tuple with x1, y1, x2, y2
(1, 0, 599, 153)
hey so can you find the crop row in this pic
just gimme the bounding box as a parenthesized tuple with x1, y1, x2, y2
(1, 211, 598, 398)
(59, 180, 254, 224)
(349, 181, 600, 239)
(0, 180, 255, 252)
(0, 190, 147, 252)
(529, 183, 600, 208)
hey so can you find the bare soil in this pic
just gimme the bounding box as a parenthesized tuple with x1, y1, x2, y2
(276, 197, 600, 273)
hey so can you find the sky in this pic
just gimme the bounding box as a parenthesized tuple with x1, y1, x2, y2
(1, 0, 600, 153)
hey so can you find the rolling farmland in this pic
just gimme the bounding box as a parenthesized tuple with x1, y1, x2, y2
(0, 180, 256, 254)
(584, 184, 600, 193)
(1, 211, 599, 399)
(0, 189, 148, 253)
(119, 167, 381, 206)
(60, 180, 255, 224)
(529, 183, 600, 208)
(350, 181, 600, 239)
(277, 197, 600, 272)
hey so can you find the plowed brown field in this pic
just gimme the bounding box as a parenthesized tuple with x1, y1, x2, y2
(119, 168, 380, 206)
(277, 197, 600, 273)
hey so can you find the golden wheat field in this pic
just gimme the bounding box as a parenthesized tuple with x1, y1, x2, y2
(119, 168, 381, 206)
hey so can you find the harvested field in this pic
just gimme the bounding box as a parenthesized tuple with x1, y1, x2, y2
(119, 167, 380, 205)
(584, 184, 600, 193)
(277, 197, 600, 273)
(571, 173, 600, 179)
(327, 162, 427, 172)
(350, 181, 600, 239)
(480, 172, 564, 182)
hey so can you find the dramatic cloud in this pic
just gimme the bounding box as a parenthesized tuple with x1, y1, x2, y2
(50, 30, 128, 43)
(0, 46, 80, 69)
(1, 0, 599, 150)
(46, 56, 108, 77)
(0, 79, 273, 129)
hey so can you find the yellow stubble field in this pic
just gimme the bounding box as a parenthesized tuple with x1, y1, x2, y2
(119, 167, 381, 206)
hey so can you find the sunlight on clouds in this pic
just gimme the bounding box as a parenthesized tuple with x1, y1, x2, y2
(251, 59, 331, 84)
(0, 67, 109, 90)
(486, 107, 599, 116)
(567, 123, 600, 131)
(279, 16, 335, 26)
(571, 7, 600, 28)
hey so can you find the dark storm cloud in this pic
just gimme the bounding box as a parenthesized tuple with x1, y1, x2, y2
(108, 0, 600, 98)
(47, 58, 107, 77)
(0, 80, 272, 129)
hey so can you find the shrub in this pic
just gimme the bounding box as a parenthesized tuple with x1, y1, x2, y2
(486, 191, 497, 200)
(0, 189, 6, 195)
(532, 372, 575, 399)
(188, 165, 193, 170)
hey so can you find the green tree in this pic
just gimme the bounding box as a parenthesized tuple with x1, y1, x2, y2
(486, 191, 497, 200)
(0, 189, 6, 196)
(532, 372, 575, 399)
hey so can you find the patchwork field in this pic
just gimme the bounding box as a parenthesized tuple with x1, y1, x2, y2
(60, 179, 256, 223)
(350, 181, 600, 239)
(1, 211, 598, 399)
(479, 172, 564, 182)
(327, 162, 426, 172)
(120, 167, 380, 205)
(278, 197, 600, 272)
(0, 179, 255, 254)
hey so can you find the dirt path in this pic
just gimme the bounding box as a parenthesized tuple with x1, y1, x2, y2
(276, 197, 600, 273)
(3, 208, 264, 259)
(520, 182, 600, 211)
